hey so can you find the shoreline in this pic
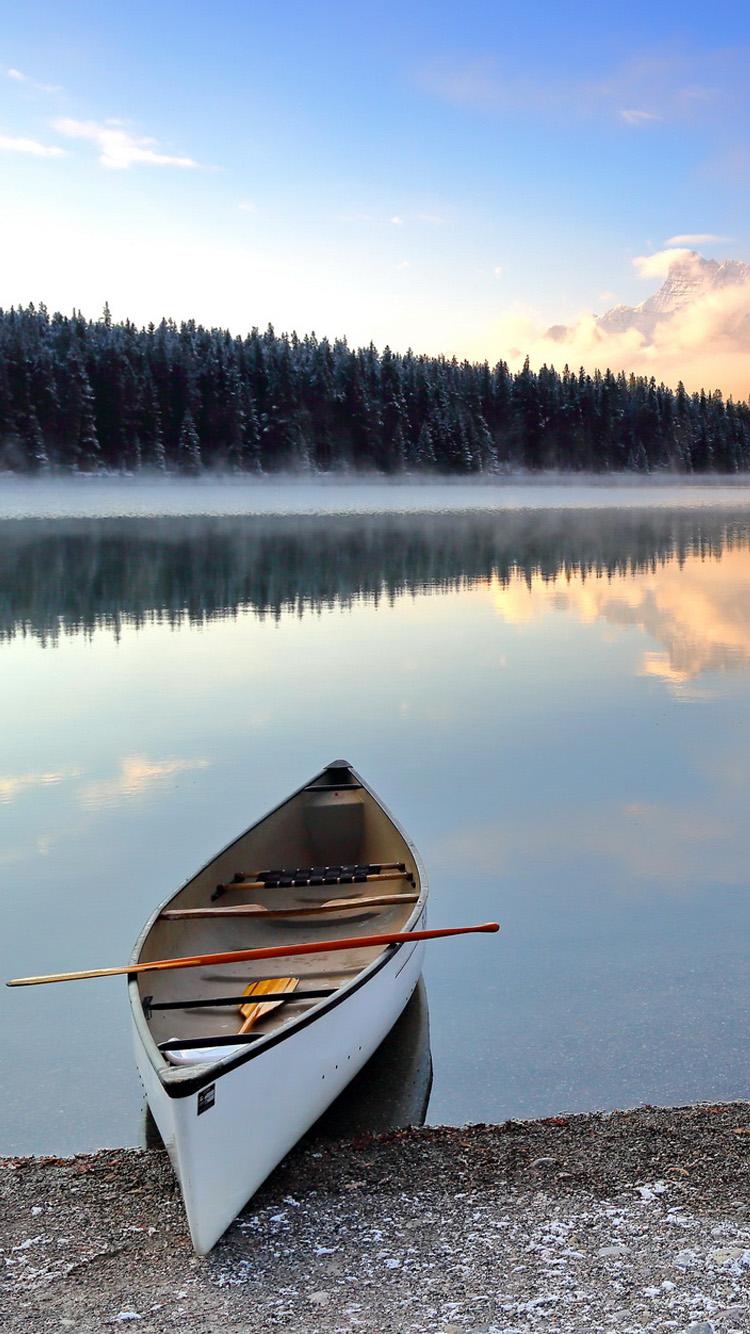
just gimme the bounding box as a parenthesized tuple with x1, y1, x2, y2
(4, 1101, 750, 1333)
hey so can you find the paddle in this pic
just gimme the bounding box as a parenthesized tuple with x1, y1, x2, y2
(160, 892, 420, 920)
(237, 977, 299, 1033)
(6, 923, 500, 987)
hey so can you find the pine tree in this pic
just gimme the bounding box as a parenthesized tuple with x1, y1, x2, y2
(178, 408, 202, 474)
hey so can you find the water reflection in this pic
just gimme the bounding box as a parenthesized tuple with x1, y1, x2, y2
(487, 547, 750, 688)
(3, 499, 750, 1153)
(311, 978, 432, 1139)
(2, 507, 750, 642)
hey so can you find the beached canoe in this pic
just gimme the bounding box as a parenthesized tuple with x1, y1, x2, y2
(129, 760, 429, 1254)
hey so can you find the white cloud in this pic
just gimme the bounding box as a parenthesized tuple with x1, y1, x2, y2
(238, 199, 256, 214)
(53, 117, 199, 170)
(620, 108, 662, 126)
(665, 232, 729, 245)
(396, 260, 410, 270)
(633, 247, 695, 278)
(6, 67, 62, 94)
(493, 265, 504, 279)
(0, 132, 66, 158)
(390, 215, 404, 226)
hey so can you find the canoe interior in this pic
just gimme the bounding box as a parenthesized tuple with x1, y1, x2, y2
(135, 764, 423, 1066)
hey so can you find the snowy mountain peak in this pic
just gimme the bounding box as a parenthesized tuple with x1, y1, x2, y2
(598, 253, 750, 337)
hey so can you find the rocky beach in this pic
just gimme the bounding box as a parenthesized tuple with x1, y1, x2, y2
(3, 1103, 750, 1334)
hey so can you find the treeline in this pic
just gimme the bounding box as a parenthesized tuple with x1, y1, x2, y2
(1, 303, 750, 474)
(3, 509, 748, 642)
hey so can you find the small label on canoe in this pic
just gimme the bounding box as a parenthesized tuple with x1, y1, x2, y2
(197, 1084, 215, 1116)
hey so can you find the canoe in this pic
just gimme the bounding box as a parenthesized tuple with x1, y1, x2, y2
(128, 760, 428, 1254)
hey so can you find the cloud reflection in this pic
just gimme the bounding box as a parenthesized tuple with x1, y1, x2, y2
(487, 546, 750, 688)
(0, 767, 82, 803)
(436, 797, 744, 894)
(78, 756, 210, 810)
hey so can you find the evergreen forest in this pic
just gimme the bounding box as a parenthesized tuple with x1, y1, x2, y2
(1, 302, 749, 475)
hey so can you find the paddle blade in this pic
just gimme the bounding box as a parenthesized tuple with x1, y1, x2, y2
(238, 977, 298, 1033)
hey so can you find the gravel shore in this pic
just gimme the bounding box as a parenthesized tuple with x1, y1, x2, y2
(4, 1103, 750, 1334)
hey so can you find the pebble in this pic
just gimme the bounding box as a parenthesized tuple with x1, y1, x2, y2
(3, 1103, 750, 1333)
(710, 1246, 747, 1264)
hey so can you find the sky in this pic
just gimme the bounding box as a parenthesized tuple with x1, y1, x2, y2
(2, 1, 750, 394)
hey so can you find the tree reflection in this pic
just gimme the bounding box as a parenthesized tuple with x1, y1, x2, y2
(2, 507, 749, 643)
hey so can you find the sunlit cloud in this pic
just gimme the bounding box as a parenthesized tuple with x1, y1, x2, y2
(6, 67, 62, 95)
(0, 132, 66, 158)
(0, 767, 82, 803)
(665, 232, 730, 246)
(78, 755, 210, 809)
(486, 248, 750, 396)
(632, 247, 695, 278)
(390, 215, 404, 226)
(53, 117, 200, 170)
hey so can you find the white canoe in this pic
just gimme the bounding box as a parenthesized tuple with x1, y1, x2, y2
(128, 760, 428, 1254)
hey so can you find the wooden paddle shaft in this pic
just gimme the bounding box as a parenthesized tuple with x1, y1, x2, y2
(6, 923, 500, 986)
(161, 893, 419, 920)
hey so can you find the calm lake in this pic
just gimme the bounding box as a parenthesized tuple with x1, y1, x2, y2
(2, 478, 750, 1155)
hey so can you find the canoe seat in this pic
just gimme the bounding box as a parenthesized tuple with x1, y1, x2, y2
(305, 785, 364, 865)
(212, 863, 407, 899)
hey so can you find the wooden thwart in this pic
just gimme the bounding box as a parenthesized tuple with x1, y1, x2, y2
(161, 892, 419, 921)
(6, 923, 501, 987)
(143, 988, 336, 1015)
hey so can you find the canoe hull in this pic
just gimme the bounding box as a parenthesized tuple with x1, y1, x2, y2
(134, 930, 424, 1254)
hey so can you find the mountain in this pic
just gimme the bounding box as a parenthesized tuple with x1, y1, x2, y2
(547, 252, 750, 345)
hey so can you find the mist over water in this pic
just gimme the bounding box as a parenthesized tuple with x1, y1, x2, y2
(2, 482, 750, 1153)
(3, 472, 750, 521)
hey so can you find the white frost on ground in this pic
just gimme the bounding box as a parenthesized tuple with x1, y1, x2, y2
(184, 1179, 750, 1333)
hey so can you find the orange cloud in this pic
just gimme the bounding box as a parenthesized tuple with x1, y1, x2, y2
(486, 250, 750, 397)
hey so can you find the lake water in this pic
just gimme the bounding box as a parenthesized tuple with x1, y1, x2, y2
(2, 479, 750, 1155)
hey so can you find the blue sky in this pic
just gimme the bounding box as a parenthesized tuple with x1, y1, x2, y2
(2, 1, 749, 385)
